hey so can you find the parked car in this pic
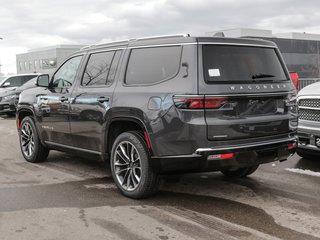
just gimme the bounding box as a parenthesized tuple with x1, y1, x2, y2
(0, 73, 39, 93)
(16, 34, 297, 199)
(0, 77, 38, 116)
(296, 81, 320, 159)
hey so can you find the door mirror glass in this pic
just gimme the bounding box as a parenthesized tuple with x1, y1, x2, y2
(36, 74, 50, 87)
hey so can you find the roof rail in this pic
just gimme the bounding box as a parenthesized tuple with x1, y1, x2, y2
(80, 39, 130, 51)
(79, 34, 190, 51)
(80, 45, 93, 51)
(134, 33, 190, 41)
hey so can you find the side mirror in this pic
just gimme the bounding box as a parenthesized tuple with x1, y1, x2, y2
(36, 74, 50, 87)
(3, 82, 10, 87)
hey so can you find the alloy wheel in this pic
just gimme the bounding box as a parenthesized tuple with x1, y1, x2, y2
(20, 122, 35, 157)
(113, 141, 142, 191)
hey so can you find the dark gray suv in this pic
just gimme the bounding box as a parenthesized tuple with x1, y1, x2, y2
(16, 34, 297, 198)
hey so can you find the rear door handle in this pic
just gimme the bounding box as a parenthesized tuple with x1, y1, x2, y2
(59, 96, 68, 102)
(97, 96, 109, 103)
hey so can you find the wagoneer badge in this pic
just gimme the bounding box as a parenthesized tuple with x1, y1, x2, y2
(230, 84, 288, 91)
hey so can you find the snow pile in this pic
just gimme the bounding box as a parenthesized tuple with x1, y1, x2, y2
(285, 168, 320, 177)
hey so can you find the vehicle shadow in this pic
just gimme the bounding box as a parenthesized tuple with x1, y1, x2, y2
(41, 150, 110, 178)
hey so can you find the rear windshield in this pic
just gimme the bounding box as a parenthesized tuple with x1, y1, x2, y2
(202, 45, 288, 83)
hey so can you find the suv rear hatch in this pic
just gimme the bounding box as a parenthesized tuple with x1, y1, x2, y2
(199, 43, 294, 141)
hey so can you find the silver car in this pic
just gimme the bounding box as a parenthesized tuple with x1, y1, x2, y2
(297, 82, 320, 159)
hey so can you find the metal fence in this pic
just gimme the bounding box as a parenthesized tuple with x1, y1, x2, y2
(299, 78, 320, 90)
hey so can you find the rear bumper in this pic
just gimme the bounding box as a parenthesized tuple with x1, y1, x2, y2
(297, 130, 320, 153)
(152, 136, 297, 173)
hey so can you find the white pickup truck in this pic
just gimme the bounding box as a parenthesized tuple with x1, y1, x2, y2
(297, 81, 320, 159)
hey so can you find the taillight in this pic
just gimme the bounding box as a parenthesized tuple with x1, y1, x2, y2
(289, 72, 299, 91)
(173, 95, 228, 109)
(205, 97, 228, 109)
(287, 142, 296, 150)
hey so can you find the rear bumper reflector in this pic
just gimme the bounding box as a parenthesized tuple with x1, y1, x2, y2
(207, 153, 234, 160)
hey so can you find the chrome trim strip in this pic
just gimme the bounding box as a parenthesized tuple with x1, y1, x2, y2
(82, 39, 275, 52)
(297, 95, 320, 101)
(128, 43, 196, 49)
(205, 92, 291, 97)
(44, 141, 101, 155)
(174, 91, 292, 98)
(128, 42, 275, 50)
(298, 106, 320, 110)
(199, 42, 276, 48)
(195, 137, 296, 153)
(88, 47, 126, 53)
(81, 40, 129, 50)
(173, 94, 204, 98)
(134, 33, 190, 41)
(298, 119, 320, 125)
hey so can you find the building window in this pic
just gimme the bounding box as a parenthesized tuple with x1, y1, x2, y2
(19, 62, 23, 71)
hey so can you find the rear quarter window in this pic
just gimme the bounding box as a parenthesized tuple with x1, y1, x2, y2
(125, 46, 182, 85)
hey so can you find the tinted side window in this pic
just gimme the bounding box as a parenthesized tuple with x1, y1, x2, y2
(107, 50, 123, 85)
(22, 75, 37, 85)
(82, 51, 115, 86)
(125, 46, 181, 85)
(5, 76, 23, 87)
(52, 56, 82, 88)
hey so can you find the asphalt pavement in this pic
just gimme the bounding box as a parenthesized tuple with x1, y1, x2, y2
(0, 115, 319, 240)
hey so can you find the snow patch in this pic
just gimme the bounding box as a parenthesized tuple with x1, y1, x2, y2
(285, 168, 320, 177)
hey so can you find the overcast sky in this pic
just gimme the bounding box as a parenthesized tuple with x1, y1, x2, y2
(1, 0, 320, 74)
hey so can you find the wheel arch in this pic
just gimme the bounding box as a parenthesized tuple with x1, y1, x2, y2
(105, 117, 152, 158)
(17, 107, 36, 129)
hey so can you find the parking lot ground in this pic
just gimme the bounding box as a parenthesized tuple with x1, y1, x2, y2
(0, 116, 320, 240)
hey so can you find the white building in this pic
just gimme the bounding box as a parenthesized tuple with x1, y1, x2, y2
(16, 45, 85, 76)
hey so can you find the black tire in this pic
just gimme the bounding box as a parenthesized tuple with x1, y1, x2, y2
(296, 149, 319, 160)
(110, 131, 159, 199)
(221, 165, 259, 178)
(19, 116, 49, 163)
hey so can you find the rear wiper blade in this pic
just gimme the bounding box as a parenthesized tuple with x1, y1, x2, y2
(251, 73, 275, 79)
